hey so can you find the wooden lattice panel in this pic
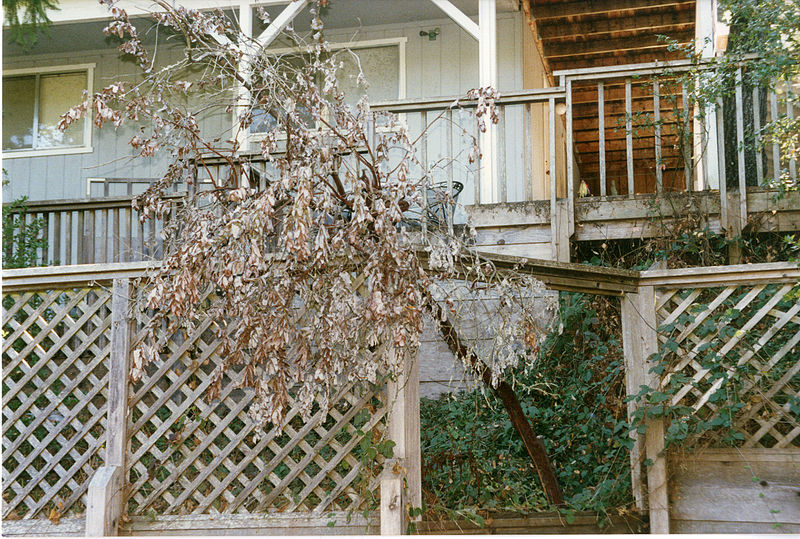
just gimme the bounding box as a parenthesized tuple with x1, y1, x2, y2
(2, 288, 112, 519)
(655, 282, 800, 448)
(126, 312, 388, 517)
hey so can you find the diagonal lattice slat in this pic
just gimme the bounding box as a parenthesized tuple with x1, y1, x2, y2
(654, 282, 800, 448)
(2, 287, 111, 519)
(126, 301, 389, 517)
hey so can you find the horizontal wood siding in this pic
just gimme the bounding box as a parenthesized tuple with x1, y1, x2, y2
(3, 13, 524, 204)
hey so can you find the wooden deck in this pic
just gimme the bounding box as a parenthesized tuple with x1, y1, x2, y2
(469, 188, 800, 260)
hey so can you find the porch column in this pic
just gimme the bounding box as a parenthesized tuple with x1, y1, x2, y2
(235, 0, 253, 167)
(479, 0, 499, 204)
(695, 0, 720, 190)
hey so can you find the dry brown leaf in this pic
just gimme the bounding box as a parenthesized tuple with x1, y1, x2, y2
(48, 506, 61, 525)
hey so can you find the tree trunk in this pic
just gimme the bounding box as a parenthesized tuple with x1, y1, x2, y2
(424, 294, 565, 507)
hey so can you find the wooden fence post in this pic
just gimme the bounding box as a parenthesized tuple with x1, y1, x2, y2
(621, 286, 669, 533)
(381, 346, 421, 535)
(87, 278, 132, 536)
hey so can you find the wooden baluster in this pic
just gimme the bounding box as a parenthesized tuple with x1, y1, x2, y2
(53, 212, 62, 265)
(498, 105, 507, 203)
(113, 208, 120, 263)
(770, 86, 780, 181)
(735, 67, 748, 229)
(598, 81, 607, 197)
(654, 79, 663, 193)
(753, 85, 764, 186)
(625, 78, 634, 196)
(76, 210, 85, 265)
(100, 208, 108, 264)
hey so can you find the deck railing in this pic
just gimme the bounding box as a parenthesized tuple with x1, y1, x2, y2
(2, 194, 183, 267)
(555, 58, 797, 232)
(4, 60, 797, 267)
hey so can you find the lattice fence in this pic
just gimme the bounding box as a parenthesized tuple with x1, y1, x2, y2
(654, 281, 800, 448)
(2, 286, 112, 519)
(126, 297, 390, 517)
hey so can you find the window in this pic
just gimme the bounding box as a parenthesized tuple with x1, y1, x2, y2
(2, 64, 94, 157)
(251, 39, 405, 135)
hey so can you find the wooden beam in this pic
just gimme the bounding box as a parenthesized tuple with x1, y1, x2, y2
(479, 0, 499, 204)
(255, 0, 308, 47)
(428, 0, 480, 40)
(529, 0, 695, 20)
(539, 7, 695, 40)
(543, 31, 694, 59)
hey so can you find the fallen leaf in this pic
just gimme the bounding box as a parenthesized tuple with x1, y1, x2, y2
(48, 506, 61, 525)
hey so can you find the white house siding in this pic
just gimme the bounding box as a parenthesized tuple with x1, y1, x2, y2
(3, 12, 525, 202)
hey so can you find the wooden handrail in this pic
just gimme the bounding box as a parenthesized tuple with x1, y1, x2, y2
(2, 193, 185, 213)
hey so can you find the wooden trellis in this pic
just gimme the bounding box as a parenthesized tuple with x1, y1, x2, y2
(1, 264, 419, 536)
(125, 293, 391, 517)
(2, 286, 112, 519)
(624, 263, 800, 534)
(655, 282, 800, 448)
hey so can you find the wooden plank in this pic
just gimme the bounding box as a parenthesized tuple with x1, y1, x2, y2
(76, 210, 85, 265)
(86, 465, 124, 536)
(123, 512, 376, 535)
(498, 105, 507, 203)
(549, 96, 557, 248)
(640, 261, 800, 288)
(753, 85, 764, 186)
(87, 210, 96, 264)
(735, 68, 748, 229)
(682, 81, 692, 191)
(112, 208, 120, 263)
(625, 78, 634, 196)
(52, 211, 62, 265)
(523, 103, 533, 202)
(108, 279, 132, 469)
(2, 517, 85, 536)
(380, 472, 404, 535)
(639, 285, 669, 533)
(620, 292, 646, 510)
(100, 209, 109, 264)
(540, 11, 695, 41)
(543, 30, 694, 59)
(771, 88, 781, 181)
(717, 96, 728, 228)
(654, 79, 663, 192)
(1, 262, 156, 291)
(565, 79, 575, 235)
(531, 0, 695, 20)
(669, 448, 800, 531)
(789, 85, 798, 182)
(598, 81, 607, 196)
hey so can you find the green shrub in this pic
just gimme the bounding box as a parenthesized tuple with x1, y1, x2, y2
(420, 292, 633, 516)
(2, 196, 47, 268)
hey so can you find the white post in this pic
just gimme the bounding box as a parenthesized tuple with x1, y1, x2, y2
(478, 0, 498, 204)
(696, 0, 720, 190)
(234, 0, 253, 166)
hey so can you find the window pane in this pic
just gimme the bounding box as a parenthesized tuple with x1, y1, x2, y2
(37, 72, 86, 148)
(2, 76, 35, 150)
(335, 46, 399, 106)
